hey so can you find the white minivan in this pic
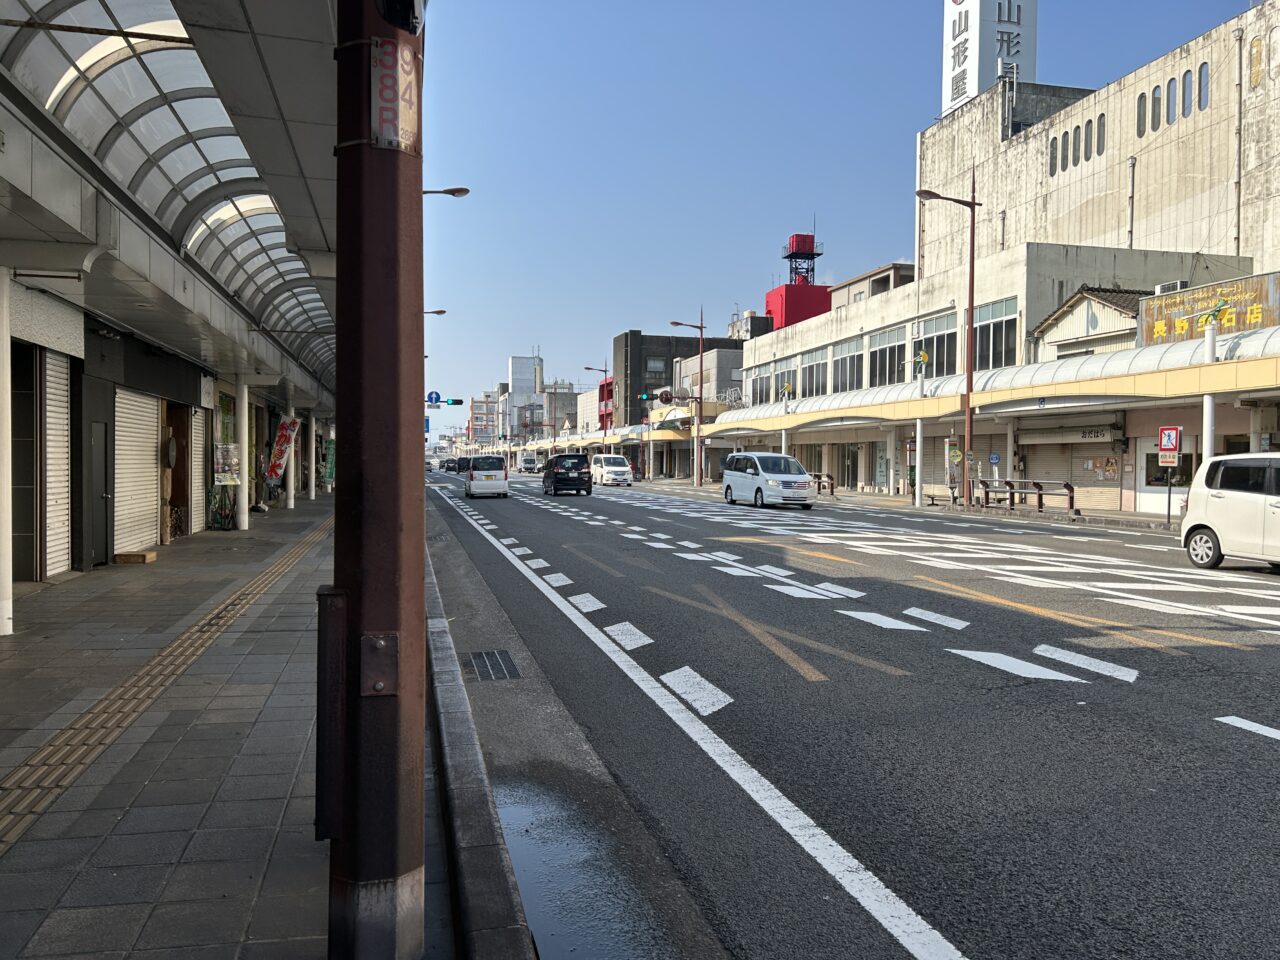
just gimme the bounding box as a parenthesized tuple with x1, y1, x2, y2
(722, 453, 816, 509)
(1182, 453, 1280, 568)
(464, 454, 509, 498)
(591, 454, 634, 486)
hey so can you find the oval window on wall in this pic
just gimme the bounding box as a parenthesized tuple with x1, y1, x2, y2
(1049, 137, 1058, 176)
(1199, 62, 1210, 109)
(1250, 36, 1263, 89)
(1182, 70, 1193, 117)
(1097, 113, 1107, 154)
(1084, 120, 1093, 161)
(1072, 125, 1081, 166)
(1152, 85, 1162, 131)
(1061, 131, 1069, 170)
(1167, 78, 1177, 126)
(1137, 94, 1146, 137)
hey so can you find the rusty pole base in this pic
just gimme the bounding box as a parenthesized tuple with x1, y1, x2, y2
(329, 867, 424, 959)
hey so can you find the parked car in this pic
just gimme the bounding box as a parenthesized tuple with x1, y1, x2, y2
(455, 456, 471, 476)
(535, 458, 547, 473)
(591, 454, 634, 486)
(1181, 453, 1280, 568)
(721, 453, 816, 509)
(424, 459, 433, 473)
(465, 454, 509, 498)
(443, 458, 457, 472)
(543, 453, 592, 496)
(519, 456, 538, 474)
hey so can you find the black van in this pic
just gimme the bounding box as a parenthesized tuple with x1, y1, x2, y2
(542, 453, 592, 496)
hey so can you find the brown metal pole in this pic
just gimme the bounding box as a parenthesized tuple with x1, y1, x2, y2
(696, 318, 704, 486)
(329, 1, 426, 956)
(963, 168, 976, 509)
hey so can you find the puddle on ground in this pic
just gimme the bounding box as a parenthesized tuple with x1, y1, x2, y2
(494, 781, 679, 959)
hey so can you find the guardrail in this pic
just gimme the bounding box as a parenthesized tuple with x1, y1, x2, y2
(813, 473, 838, 496)
(973, 478, 1077, 514)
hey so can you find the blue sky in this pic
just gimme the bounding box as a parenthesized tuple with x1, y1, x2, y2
(421, 0, 1246, 436)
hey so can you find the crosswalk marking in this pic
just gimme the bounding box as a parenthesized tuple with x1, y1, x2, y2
(714, 566, 761, 577)
(1032, 644, 1137, 682)
(902, 608, 969, 630)
(838, 611, 928, 631)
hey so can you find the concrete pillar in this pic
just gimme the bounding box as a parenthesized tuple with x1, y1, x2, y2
(914, 418, 924, 508)
(236, 377, 251, 530)
(0, 268, 12, 636)
(1203, 322, 1217, 461)
(285, 400, 296, 509)
(821, 443, 832, 483)
(887, 430, 897, 495)
(781, 430, 788, 456)
(1006, 421, 1016, 481)
(308, 415, 317, 501)
(1250, 408, 1263, 452)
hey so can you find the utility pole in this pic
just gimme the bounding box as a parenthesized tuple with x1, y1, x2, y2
(324, 1, 425, 956)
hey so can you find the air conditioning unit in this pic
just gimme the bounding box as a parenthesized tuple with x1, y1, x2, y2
(1154, 280, 1190, 296)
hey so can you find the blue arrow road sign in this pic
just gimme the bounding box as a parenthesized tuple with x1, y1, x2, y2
(989, 452, 1001, 465)
(426, 391, 441, 404)
(423, 416, 430, 434)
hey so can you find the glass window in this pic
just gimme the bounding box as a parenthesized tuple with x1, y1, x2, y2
(1072, 125, 1080, 166)
(1167, 78, 1177, 126)
(1097, 113, 1106, 154)
(774, 367, 796, 400)
(1147, 453, 1195, 487)
(1060, 131, 1069, 171)
(1137, 94, 1146, 137)
(1215, 461, 1268, 494)
(1049, 137, 1057, 176)
(1182, 70, 1193, 117)
(755, 456, 806, 476)
(1084, 120, 1092, 161)
(1199, 62, 1210, 110)
(1151, 85, 1162, 131)
(645, 357, 666, 375)
(471, 456, 504, 471)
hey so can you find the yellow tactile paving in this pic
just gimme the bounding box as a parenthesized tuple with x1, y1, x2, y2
(0, 517, 333, 852)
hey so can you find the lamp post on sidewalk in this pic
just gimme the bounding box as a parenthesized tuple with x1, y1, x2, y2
(671, 312, 706, 486)
(584, 364, 609, 434)
(917, 169, 981, 508)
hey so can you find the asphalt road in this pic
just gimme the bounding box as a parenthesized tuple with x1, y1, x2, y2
(428, 471, 1280, 960)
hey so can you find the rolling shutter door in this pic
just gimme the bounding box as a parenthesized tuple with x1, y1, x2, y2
(114, 389, 160, 553)
(44, 352, 71, 576)
(1069, 442, 1123, 510)
(190, 409, 207, 534)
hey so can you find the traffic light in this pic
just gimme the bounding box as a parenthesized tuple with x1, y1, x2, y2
(444, 398, 463, 406)
(638, 391, 651, 401)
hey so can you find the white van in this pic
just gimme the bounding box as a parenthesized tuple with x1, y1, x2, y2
(591, 454, 634, 486)
(1181, 453, 1280, 568)
(722, 453, 816, 509)
(464, 454, 509, 499)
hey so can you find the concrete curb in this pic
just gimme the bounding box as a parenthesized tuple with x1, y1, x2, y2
(424, 546, 539, 959)
(930, 503, 1179, 532)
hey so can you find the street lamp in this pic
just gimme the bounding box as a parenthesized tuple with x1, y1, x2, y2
(917, 169, 981, 508)
(424, 309, 446, 316)
(584, 364, 609, 436)
(422, 187, 470, 197)
(671, 313, 706, 487)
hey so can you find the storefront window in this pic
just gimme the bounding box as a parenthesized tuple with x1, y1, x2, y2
(1144, 453, 1195, 487)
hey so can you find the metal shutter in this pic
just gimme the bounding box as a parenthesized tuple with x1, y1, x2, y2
(43, 352, 71, 576)
(190, 409, 207, 534)
(114, 389, 160, 554)
(1069, 442, 1123, 510)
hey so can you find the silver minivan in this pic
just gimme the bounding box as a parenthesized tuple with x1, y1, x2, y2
(1182, 453, 1280, 568)
(722, 453, 816, 509)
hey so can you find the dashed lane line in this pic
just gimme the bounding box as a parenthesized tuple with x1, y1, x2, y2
(902, 608, 969, 630)
(1032, 645, 1138, 683)
(660, 667, 734, 716)
(432, 488, 963, 959)
(1216, 716, 1280, 742)
(947, 650, 1088, 683)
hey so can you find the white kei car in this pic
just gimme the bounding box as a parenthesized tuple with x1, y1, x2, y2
(1182, 453, 1280, 568)
(464, 454, 509, 498)
(591, 454, 634, 486)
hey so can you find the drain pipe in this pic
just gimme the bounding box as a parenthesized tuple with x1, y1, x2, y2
(1126, 156, 1137, 249)
(0, 268, 12, 636)
(1234, 27, 1244, 257)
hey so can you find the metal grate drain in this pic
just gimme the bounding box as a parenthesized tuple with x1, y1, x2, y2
(468, 650, 521, 681)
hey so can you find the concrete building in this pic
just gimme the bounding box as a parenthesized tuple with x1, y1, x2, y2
(539, 380, 578, 437)
(501, 355, 543, 439)
(468, 390, 498, 446)
(611, 329, 740, 429)
(576, 389, 599, 435)
(674, 347, 744, 403)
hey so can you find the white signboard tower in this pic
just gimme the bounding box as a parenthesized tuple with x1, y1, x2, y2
(941, 0, 1038, 115)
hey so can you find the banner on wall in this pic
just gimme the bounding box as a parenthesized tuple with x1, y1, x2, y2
(213, 443, 241, 485)
(324, 439, 337, 484)
(266, 417, 302, 481)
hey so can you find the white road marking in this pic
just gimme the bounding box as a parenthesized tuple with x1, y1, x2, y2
(568, 593, 606, 613)
(996, 576, 1073, 589)
(543, 573, 573, 588)
(659, 667, 734, 716)
(605, 622, 655, 651)
(651, 533, 673, 540)
(1219, 605, 1280, 615)
(1032, 644, 1137, 682)
(708, 552, 742, 561)
(525, 559, 550, 570)
(620, 534, 647, 539)
(766, 584, 836, 599)
(1133, 544, 1179, 552)
(677, 553, 717, 561)
(1102, 598, 1205, 616)
(499, 538, 518, 545)
(1216, 715, 1280, 742)
(1084, 582, 1210, 592)
(627, 526, 646, 531)
(482, 524, 498, 530)
(610, 520, 625, 525)
(646, 542, 676, 549)
(902, 608, 969, 630)
(510, 547, 532, 556)
(814, 582, 867, 599)
(838, 611, 929, 631)
(947, 650, 1088, 682)
(714, 566, 761, 577)
(677, 541, 703, 549)
(586, 521, 605, 526)
(756, 564, 795, 577)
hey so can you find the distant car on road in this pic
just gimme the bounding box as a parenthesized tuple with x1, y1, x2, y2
(591, 454, 634, 487)
(455, 456, 472, 476)
(465, 454, 509, 499)
(424, 460, 433, 473)
(722, 453, 816, 509)
(1182, 453, 1280, 568)
(543, 453, 592, 496)
(519, 456, 538, 474)
(443, 458, 457, 472)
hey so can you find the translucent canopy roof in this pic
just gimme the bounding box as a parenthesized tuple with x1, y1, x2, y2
(0, 0, 334, 384)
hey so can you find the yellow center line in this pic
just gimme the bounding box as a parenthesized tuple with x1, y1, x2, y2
(913, 575, 1251, 652)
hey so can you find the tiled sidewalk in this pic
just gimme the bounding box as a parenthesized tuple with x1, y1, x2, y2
(0, 499, 335, 959)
